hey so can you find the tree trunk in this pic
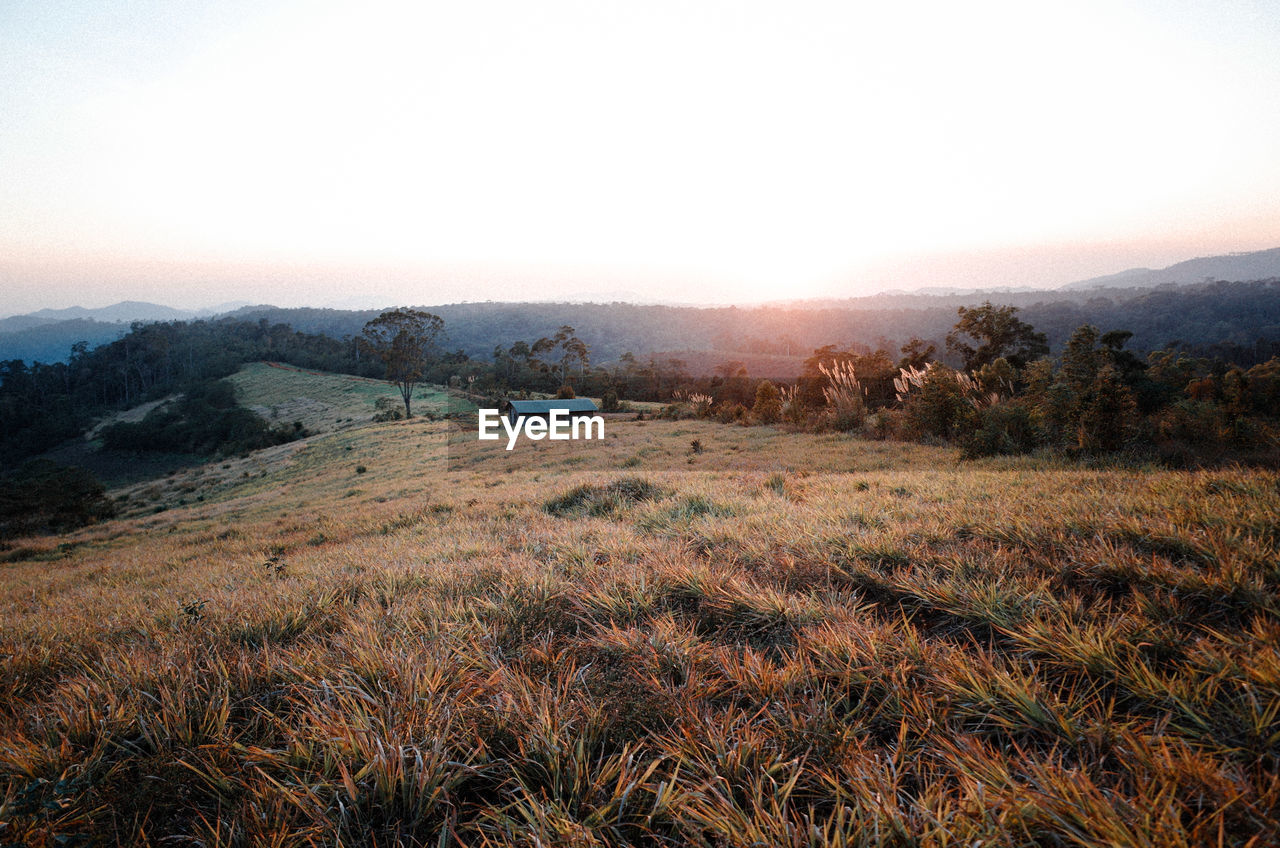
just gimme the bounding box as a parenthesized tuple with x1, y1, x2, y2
(400, 382, 413, 418)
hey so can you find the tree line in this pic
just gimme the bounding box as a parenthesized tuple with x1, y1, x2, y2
(659, 302, 1280, 465)
(5, 295, 1280, 475)
(196, 278, 1280, 365)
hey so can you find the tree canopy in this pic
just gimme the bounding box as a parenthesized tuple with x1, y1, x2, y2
(945, 302, 1050, 370)
(359, 310, 445, 418)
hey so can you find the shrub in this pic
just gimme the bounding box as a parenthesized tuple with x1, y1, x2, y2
(752, 380, 782, 424)
(905, 367, 978, 440)
(544, 477, 669, 517)
(0, 461, 116, 538)
(372, 396, 405, 422)
(715, 402, 748, 424)
(961, 402, 1041, 458)
(555, 384, 576, 399)
(659, 402, 697, 421)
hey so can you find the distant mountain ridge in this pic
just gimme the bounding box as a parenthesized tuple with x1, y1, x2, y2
(4, 248, 1280, 365)
(0, 300, 251, 332)
(0, 301, 254, 363)
(1060, 247, 1280, 291)
(27, 301, 195, 323)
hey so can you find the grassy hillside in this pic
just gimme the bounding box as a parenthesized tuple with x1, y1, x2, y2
(1, 418, 1278, 845)
(228, 361, 473, 433)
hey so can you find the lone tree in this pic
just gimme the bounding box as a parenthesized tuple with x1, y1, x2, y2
(360, 309, 445, 418)
(946, 302, 1049, 370)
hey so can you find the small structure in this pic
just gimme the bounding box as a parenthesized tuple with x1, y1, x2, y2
(505, 398, 599, 425)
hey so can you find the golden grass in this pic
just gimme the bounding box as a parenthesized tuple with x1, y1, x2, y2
(1, 417, 1278, 845)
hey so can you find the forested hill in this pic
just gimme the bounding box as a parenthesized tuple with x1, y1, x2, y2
(3, 278, 1280, 367)
(223, 278, 1280, 363)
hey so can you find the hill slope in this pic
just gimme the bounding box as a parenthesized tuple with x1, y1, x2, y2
(1062, 246, 1280, 290)
(227, 361, 474, 434)
(1, 420, 1278, 844)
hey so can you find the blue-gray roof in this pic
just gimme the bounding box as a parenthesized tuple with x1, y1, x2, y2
(507, 399, 598, 414)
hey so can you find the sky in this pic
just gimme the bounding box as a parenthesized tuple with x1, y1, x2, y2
(2, 0, 1279, 316)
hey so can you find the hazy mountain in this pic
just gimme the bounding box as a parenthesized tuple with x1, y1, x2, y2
(193, 301, 254, 316)
(26, 300, 196, 323)
(0, 301, 256, 363)
(7, 269, 1280, 367)
(875, 285, 1043, 297)
(0, 314, 60, 335)
(0, 319, 130, 363)
(1061, 247, 1280, 291)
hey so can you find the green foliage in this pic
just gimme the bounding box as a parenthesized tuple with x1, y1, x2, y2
(946, 301, 1050, 370)
(601, 388, 620, 412)
(100, 379, 303, 456)
(752, 380, 782, 424)
(1078, 363, 1140, 452)
(531, 325, 590, 388)
(804, 345, 897, 410)
(360, 309, 445, 418)
(975, 356, 1016, 396)
(961, 402, 1041, 458)
(1024, 327, 1143, 452)
(0, 460, 116, 538)
(905, 367, 979, 440)
(1, 318, 374, 467)
(899, 336, 937, 370)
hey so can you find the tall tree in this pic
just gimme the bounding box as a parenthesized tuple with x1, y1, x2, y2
(899, 337, 937, 370)
(531, 325, 589, 387)
(946, 302, 1049, 370)
(360, 309, 445, 418)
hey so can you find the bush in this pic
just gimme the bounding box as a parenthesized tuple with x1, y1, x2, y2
(905, 368, 978, 440)
(544, 477, 669, 517)
(556, 385, 576, 399)
(0, 461, 116, 538)
(601, 389, 620, 412)
(752, 381, 782, 424)
(961, 402, 1041, 459)
(372, 396, 405, 422)
(658, 402, 697, 421)
(1154, 399, 1222, 446)
(715, 402, 748, 424)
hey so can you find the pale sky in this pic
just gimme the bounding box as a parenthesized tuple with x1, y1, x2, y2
(2, 0, 1279, 315)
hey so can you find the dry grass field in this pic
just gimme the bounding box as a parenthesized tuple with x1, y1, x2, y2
(2, 413, 1279, 845)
